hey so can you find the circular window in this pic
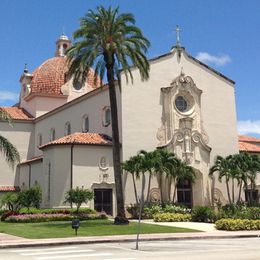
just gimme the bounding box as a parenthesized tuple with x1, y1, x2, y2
(73, 81, 82, 91)
(175, 96, 188, 112)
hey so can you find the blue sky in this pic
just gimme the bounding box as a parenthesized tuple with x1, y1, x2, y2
(0, 0, 260, 135)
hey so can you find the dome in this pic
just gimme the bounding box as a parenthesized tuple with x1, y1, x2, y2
(29, 56, 102, 96)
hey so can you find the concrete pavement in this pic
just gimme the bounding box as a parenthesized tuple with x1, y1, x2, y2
(0, 221, 260, 249)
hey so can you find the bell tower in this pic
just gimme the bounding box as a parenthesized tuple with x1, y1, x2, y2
(55, 33, 71, 57)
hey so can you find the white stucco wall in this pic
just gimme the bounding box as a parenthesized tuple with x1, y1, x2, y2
(0, 121, 34, 186)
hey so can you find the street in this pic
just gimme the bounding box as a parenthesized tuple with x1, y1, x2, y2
(0, 238, 260, 260)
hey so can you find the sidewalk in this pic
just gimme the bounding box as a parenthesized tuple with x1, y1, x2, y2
(0, 221, 259, 249)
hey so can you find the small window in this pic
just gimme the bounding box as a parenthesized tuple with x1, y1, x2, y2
(37, 134, 42, 147)
(50, 128, 55, 141)
(175, 96, 188, 112)
(82, 115, 89, 133)
(65, 122, 71, 135)
(103, 107, 111, 127)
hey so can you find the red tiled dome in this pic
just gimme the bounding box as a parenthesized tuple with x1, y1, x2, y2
(30, 56, 102, 96)
(30, 57, 67, 95)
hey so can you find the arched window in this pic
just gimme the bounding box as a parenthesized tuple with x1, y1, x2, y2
(82, 115, 89, 133)
(37, 133, 42, 147)
(50, 128, 55, 141)
(102, 107, 111, 127)
(65, 121, 71, 135)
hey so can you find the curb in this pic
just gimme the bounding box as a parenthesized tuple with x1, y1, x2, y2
(1, 233, 260, 249)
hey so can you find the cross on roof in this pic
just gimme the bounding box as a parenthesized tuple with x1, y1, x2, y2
(175, 25, 182, 47)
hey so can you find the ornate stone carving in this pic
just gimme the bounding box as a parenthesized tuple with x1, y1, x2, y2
(157, 71, 211, 169)
(149, 188, 161, 203)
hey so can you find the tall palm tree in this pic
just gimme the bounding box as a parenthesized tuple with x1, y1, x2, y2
(0, 110, 20, 167)
(66, 6, 150, 223)
(121, 156, 139, 204)
(209, 155, 233, 204)
(153, 149, 177, 204)
(138, 150, 157, 202)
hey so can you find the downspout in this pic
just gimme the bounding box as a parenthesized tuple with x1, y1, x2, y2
(70, 145, 74, 190)
(29, 164, 31, 188)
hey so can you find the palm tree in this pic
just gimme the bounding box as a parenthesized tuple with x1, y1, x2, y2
(153, 149, 177, 205)
(138, 150, 157, 202)
(66, 6, 150, 223)
(172, 159, 196, 203)
(209, 155, 233, 204)
(232, 153, 248, 203)
(0, 110, 20, 167)
(121, 156, 139, 204)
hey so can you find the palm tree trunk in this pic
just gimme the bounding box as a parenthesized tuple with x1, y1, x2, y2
(168, 175, 172, 201)
(132, 173, 138, 205)
(237, 182, 242, 203)
(146, 171, 152, 202)
(232, 178, 235, 203)
(172, 178, 177, 203)
(225, 176, 232, 204)
(159, 172, 164, 205)
(105, 59, 127, 223)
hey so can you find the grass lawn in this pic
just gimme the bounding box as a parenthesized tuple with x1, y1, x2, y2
(0, 219, 200, 239)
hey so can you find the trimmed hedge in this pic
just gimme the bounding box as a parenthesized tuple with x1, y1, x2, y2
(215, 218, 260, 231)
(153, 213, 192, 222)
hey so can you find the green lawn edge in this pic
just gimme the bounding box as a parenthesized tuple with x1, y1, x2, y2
(0, 219, 201, 239)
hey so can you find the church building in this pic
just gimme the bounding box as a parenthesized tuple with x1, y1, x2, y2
(0, 33, 257, 215)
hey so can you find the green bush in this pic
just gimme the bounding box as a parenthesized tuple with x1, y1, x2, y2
(143, 204, 162, 218)
(215, 218, 260, 231)
(218, 204, 260, 220)
(19, 207, 96, 215)
(127, 203, 191, 219)
(5, 212, 107, 223)
(64, 187, 94, 213)
(1, 192, 21, 211)
(154, 213, 191, 222)
(191, 206, 215, 223)
(163, 204, 191, 214)
(18, 186, 42, 212)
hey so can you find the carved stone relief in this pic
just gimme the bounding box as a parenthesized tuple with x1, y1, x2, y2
(157, 72, 211, 168)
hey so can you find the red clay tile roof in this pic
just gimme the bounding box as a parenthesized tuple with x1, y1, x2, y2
(40, 132, 112, 149)
(0, 107, 34, 120)
(30, 56, 102, 96)
(0, 186, 20, 192)
(239, 141, 260, 153)
(239, 135, 260, 143)
(20, 156, 43, 165)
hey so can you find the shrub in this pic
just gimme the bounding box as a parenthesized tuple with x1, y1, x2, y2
(64, 187, 94, 213)
(215, 218, 260, 231)
(1, 211, 18, 221)
(5, 212, 107, 223)
(163, 204, 191, 214)
(143, 204, 162, 218)
(1, 192, 21, 211)
(126, 204, 140, 219)
(154, 213, 191, 222)
(218, 204, 260, 220)
(191, 206, 215, 223)
(18, 186, 42, 212)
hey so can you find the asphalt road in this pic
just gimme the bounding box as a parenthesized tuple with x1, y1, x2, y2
(0, 238, 260, 260)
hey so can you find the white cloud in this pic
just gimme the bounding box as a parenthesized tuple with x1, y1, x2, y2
(196, 52, 231, 66)
(0, 91, 19, 102)
(238, 120, 260, 135)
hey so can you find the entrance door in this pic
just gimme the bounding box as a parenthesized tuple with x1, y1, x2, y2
(177, 179, 192, 208)
(94, 189, 113, 215)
